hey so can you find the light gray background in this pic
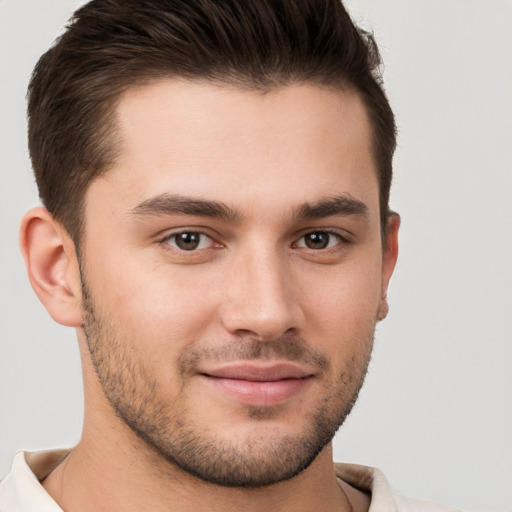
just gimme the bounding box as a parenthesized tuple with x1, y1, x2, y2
(1, 1, 511, 511)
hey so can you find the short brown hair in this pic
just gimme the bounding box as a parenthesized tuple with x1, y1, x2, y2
(28, 0, 396, 243)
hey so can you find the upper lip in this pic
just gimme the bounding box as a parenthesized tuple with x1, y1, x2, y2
(199, 363, 314, 382)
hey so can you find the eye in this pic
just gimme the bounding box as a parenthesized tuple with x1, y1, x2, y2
(295, 231, 343, 250)
(165, 231, 214, 251)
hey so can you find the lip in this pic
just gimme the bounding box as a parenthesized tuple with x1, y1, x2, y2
(201, 362, 313, 381)
(198, 363, 314, 406)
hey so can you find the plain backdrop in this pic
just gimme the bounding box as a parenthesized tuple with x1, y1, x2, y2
(1, 1, 511, 511)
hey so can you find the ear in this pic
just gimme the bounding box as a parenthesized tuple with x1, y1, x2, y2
(19, 207, 83, 327)
(377, 212, 400, 321)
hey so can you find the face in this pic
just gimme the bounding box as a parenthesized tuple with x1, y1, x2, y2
(79, 80, 397, 487)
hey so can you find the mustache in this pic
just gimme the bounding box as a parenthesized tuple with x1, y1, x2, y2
(178, 337, 330, 376)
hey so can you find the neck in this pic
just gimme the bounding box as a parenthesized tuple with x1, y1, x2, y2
(43, 424, 353, 512)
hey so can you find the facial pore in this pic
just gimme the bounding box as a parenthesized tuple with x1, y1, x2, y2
(81, 277, 374, 487)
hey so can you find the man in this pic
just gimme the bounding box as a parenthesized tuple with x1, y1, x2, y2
(0, 1, 462, 510)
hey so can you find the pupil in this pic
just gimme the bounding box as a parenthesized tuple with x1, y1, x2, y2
(176, 232, 200, 250)
(306, 232, 329, 249)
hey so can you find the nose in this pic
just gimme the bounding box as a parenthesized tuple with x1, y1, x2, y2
(220, 246, 304, 341)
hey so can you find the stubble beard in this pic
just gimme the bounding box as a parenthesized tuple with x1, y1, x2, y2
(81, 282, 375, 488)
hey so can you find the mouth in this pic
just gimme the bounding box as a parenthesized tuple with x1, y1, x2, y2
(198, 363, 315, 406)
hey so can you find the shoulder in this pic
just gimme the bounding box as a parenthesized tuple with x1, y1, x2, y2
(392, 492, 464, 512)
(0, 450, 68, 512)
(334, 462, 466, 512)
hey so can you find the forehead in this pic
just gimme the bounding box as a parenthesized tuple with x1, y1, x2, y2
(87, 79, 379, 220)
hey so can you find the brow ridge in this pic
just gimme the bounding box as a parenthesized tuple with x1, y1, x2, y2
(129, 193, 368, 223)
(130, 194, 241, 221)
(295, 195, 368, 220)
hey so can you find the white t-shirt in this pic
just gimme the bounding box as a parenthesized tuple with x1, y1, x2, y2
(0, 450, 463, 511)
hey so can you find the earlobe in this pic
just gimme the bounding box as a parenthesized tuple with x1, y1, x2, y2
(377, 293, 389, 321)
(19, 207, 83, 327)
(378, 213, 400, 321)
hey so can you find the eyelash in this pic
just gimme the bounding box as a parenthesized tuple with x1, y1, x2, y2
(293, 231, 347, 251)
(159, 229, 349, 253)
(161, 231, 221, 252)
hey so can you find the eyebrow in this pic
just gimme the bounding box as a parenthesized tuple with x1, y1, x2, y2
(129, 193, 368, 222)
(294, 195, 369, 220)
(129, 194, 241, 222)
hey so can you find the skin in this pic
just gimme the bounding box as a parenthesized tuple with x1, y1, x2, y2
(20, 80, 399, 512)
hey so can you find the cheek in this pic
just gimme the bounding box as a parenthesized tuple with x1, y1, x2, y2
(86, 252, 223, 349)
(299, 257, 382, 352)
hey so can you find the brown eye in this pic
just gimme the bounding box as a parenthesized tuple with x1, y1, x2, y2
(297, 231, 342, 250)
(168, 232, 210, 251)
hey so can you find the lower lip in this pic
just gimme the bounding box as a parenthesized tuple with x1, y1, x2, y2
(201, 375, 311, 406)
